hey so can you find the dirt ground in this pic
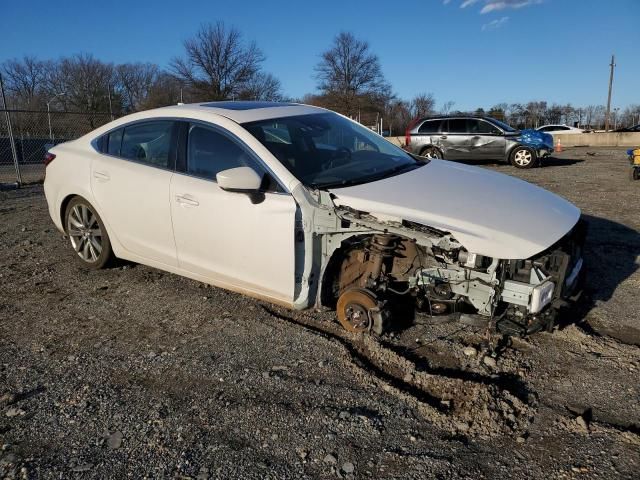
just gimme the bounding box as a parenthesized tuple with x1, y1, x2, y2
(1, 147, 639, 479)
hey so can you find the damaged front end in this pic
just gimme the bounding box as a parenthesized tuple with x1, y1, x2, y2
(319, 206, 586, 336)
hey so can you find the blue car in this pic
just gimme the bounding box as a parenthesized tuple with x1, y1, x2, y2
(405, 115, 554, 169)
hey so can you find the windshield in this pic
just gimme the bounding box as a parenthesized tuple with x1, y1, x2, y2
(243, 112, 421, 188)
(489, 118, 518, 133)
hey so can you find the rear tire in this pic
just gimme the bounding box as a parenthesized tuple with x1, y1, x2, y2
(510, 147, 537, 169)
(64, 197, 113, 269)
(420, 146, 442, 159)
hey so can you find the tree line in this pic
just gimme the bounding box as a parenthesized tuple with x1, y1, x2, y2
(2, 22, 638, 135)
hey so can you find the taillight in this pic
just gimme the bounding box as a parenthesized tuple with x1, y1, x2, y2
(44, 152, 56, 166)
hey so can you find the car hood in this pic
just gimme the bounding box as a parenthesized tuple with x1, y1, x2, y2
(328, 160, 580, 259)
(518, 129, 553, 148)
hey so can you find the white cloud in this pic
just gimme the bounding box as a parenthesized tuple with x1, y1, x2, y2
(452, 0, 544, 13)
(480, 0, 543, 13)
(481, 16, 509, 30)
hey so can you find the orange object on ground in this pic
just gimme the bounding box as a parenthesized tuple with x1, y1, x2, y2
(556, 139, 563, 152)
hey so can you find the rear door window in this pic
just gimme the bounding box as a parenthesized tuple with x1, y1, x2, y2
(447, 119, 467, 134)
(121, 121, 175, 168)
(418, 120, 442, 134)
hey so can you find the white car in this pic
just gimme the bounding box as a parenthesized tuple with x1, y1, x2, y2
(43, 102, 585, 335)
(536, 125, 585, 135)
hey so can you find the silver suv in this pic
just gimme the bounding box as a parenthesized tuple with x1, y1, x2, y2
(405, 116, 554, 169)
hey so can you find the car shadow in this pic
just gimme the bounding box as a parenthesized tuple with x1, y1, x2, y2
(556, 214, 640, 343)
(539, 156, 585, 167)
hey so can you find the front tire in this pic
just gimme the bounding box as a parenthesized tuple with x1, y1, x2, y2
(65, 197, 113, 269)
(510, 147, 537, 169)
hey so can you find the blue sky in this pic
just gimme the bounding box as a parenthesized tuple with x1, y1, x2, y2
(3, 0, 638, 110)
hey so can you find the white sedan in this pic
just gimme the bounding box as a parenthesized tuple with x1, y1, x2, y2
(44, 102, 585, 335)
(536, 125, 585, 135)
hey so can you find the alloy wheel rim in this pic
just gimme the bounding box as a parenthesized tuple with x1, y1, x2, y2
(514, 150, 532, 166)
(67, 204, 103, 262)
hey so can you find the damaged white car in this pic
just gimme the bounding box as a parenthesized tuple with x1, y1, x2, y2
(43, 101, 585, 335)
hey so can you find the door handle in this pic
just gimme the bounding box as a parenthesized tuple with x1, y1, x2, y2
(93, 171, 110, 181)
(440, 135, 448, 139)
(175, 194, 199, 207)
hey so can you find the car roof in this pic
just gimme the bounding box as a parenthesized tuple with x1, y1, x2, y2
(146, 101, 327, 124)
(417, 115, 500, 122)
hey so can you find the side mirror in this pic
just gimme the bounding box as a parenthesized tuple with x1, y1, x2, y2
(216, 166, 262, 192)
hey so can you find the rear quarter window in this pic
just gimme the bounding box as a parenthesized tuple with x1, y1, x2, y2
(107, 129, 123, 156)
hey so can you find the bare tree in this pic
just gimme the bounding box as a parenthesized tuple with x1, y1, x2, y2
(171, 22, 277, 101)
(238, 72, 283, 101)
(385, 99, 412, 136)
(315, 32, 390, 116)
(47, 54, 116, 117)
(620, 104, 640, 128)
(411, 93, 435, 119)
(115, 63, 159, 112)
(1, 56, 49, 108)
(440, 101, 455, 115)
(488, 104, 507, 121)
(141, 72, 183, 109)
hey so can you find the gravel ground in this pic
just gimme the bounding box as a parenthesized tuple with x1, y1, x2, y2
(1, 147, 639, 479)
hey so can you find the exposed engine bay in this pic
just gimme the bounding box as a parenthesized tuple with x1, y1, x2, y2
(319, 205, 586, 336)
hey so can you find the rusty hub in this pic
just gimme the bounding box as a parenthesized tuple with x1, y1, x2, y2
(336, 288, 377, 333)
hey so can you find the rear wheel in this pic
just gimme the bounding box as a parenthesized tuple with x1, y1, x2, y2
(65, 197, 113, 269)
(510, 147, 537, 169)
(420, 146, 442, 159)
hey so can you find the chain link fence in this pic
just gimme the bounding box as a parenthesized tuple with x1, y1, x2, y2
(0, 110, 115, 185)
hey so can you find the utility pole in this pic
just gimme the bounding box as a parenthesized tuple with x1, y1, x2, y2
(604, 54, 615, 132)
(107, 83, 114, 121)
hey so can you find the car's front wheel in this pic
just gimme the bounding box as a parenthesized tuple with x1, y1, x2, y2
(420, 146, 443, 159)
(65, 197, 113, 269)
(510, 147, 537, 169)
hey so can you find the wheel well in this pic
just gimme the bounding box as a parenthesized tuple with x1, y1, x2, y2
(319, 234, 371, 308)
(509, 144, 535, 158)
(59, 194, 79, 233)
(420, 145, 441, 155)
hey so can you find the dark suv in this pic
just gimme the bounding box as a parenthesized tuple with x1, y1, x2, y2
(405, 116, 554, 169)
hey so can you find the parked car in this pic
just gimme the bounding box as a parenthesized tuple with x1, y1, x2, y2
(537, 125, 585, 135)
(43, 102, 584, 335)
(405, 116, 554, 169)
(615, 124, 640, 133)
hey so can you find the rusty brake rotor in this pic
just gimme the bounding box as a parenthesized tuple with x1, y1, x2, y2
(336, 288, 378, 333)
